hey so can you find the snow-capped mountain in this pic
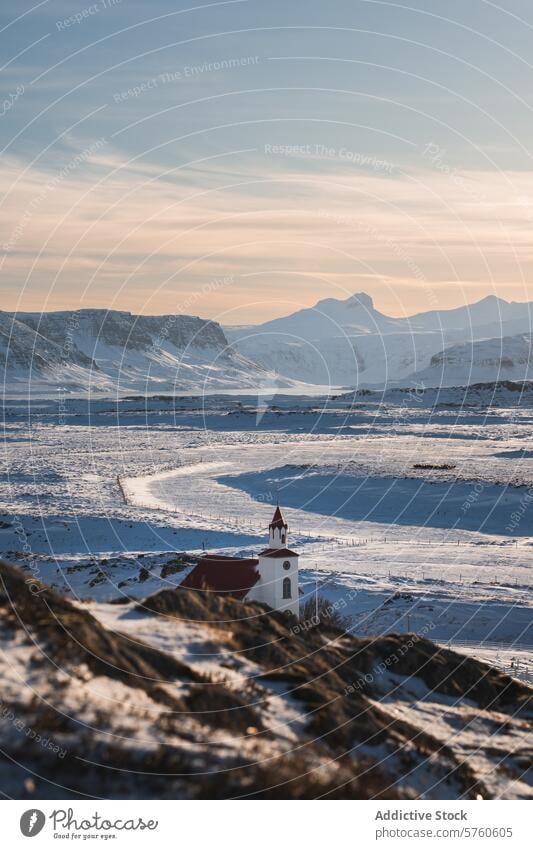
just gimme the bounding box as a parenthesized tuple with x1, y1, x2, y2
(0, 309, 281, 395)
(408, 294, 533, 333)
(0, 311, 94, 373)
(226, 293, 533, 387)
(406, 333, 533, 388)
(227, 327, 442, 386)
(4, 295, 533, 395)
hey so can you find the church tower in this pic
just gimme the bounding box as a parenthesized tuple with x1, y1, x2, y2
(247, 505, 299, 617)
(268, 505, 288, 548)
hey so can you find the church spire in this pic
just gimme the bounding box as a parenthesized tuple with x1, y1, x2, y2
(268, 505, 288, 548)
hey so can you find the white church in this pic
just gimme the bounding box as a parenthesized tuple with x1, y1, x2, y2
(181, 505, 300, 617)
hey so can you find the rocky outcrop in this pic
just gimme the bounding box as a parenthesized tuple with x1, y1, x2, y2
(0, 309, 273, 393)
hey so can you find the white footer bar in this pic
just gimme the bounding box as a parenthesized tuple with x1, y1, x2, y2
(2, 799, 531, 848)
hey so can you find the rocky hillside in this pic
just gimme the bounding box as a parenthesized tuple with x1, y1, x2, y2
(16, 309, 227, 353)
(0, 312, 94, 373)
(0, 309, 278, 395)
(0, 559, 530, 799)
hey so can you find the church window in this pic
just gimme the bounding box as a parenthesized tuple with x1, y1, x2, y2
(283, 560, 291, 571)
(283, 577, 292, 599)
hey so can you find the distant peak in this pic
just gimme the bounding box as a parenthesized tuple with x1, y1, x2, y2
(475, 294, 508, 305)
(314, 291, 375, 312)
(347, 292, 374, 310)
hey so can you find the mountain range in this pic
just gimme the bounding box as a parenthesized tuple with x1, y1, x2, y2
(1, 293, 532, 395)
(226, 292, 533, 388)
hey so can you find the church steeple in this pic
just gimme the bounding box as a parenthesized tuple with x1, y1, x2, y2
(252, 505, 299, 616)
(268, 505, 288, 549)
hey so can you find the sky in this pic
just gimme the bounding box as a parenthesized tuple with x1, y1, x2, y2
(1, 0, 533, 324)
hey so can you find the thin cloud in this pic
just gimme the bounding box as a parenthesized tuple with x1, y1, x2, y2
(1, 148, 532, 317)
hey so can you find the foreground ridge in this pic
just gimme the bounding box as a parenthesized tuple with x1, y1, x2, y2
(0, 559, 531, 800)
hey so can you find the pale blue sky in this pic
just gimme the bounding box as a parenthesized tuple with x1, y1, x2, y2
(2, 0, 533, 322)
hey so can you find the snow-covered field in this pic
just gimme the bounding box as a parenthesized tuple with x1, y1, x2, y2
(1, 392, 532, 675)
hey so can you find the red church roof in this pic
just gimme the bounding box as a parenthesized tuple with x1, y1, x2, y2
(180, 555, 260, 600)
(258, 547, 299, 558)
(269, 505, 288, 530)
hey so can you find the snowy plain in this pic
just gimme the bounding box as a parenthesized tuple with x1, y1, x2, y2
(1, 390, 532, 681)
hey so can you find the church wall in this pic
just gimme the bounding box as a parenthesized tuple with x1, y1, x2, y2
(247, 554, 299, 617)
